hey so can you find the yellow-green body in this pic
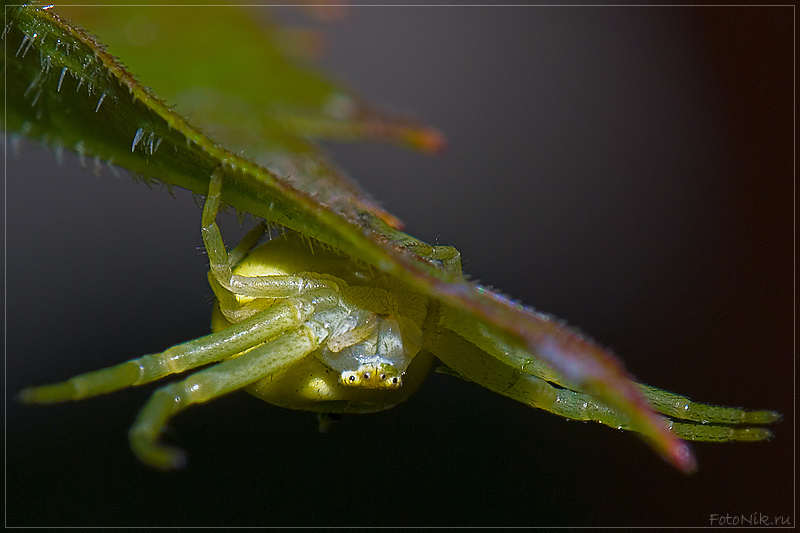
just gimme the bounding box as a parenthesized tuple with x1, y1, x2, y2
(212, 234, 436, 414)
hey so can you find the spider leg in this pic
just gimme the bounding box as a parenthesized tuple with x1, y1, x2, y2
(207, 273, 281, 323)
(227, 221, 268, 267)
(471, 334, 780, 429)
(17, 295, 323, 403)
(369, 218, 463, 276)
(129, 325, 322, 469)
(201, 170, 338, 301)
(431, 329, 777, 444)
(431, 328, 635, 427)
(471, 333, 780, 429)
(635, 383, 780, 427)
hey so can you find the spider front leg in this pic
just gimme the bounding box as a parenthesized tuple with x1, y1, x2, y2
(129, 324, 322, 469)
(20, 170, 345, 469)
(17, 297, 319, 404)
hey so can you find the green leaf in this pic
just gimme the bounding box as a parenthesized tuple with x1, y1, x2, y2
(2, 3, 695, 471)
(44, 4, 446, 228)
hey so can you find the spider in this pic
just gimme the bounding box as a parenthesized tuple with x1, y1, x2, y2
(19, 169, 779, 471)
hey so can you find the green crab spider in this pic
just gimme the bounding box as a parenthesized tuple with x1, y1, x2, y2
(19, 169, 779, 470)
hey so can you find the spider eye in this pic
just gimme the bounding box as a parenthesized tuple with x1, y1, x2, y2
(348, 375, 356, 382)
(362, 372, 371, 380)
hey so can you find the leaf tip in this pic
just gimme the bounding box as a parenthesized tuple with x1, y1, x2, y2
(408, 126, 448, 155)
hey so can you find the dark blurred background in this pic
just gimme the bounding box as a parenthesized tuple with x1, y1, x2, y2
(6, 4, 792, 527)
